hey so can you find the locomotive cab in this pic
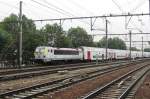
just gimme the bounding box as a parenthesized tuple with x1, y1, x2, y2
(34, 46, 52, 63)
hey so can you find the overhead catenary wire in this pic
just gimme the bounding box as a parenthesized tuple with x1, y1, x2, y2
(0, 1, 18, 9)
(30, 0, 72, 17)
(23, 1, 66, 20)
(32, 13, 150, 21)
(0, 13, 149, 24)
(125, 41, 149, 42)
(22, 2, 45, 19)
(126, 0, 147, 31)
(0, 1, 19, 18)
(41, 0, 92, 25)
(0, 1, 45, 21)
(111, 0, 142, 41)
(112, 0, 124, 12)
(125, 0, 147, 29)
(131, 0, 147, 12)
(65, 0, 96, 15)
(0, 1, 149, 51)
(112, 0, 147, 47)
(30, 0, 90, 25)
(0, 0, 149, 44)
(0, 0, 148, 31)
(42, 0, 75, 17)
(111, 0, 145, 31)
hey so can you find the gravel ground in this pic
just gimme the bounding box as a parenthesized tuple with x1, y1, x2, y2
(39, 62, 150, 99)
(134, 71, 150, 99)
(0, 65, 108, 93)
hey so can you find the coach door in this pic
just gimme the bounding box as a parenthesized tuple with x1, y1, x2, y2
(87, 51, 91, 60)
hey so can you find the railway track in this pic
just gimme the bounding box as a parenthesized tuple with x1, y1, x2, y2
(0, 60, 138, 81)
(0, 60, 148, 99)
(0, 59, 146, 76)
(81, 63, 150, 99)
(0, 59, 134, 74)
(0, 62, 97, 75)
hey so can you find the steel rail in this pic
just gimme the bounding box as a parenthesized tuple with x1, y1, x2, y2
(0, 60, 127, 76)
(119, 68, 150, 99)
(0, 60, 137, 81)
(81, 64, 149, 99)
(0, 60, 139, 98)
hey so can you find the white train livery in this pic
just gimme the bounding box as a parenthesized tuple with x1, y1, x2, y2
(34, 46, 150, 63)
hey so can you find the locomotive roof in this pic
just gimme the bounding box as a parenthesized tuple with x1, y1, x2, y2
(36, 46, 81, 51)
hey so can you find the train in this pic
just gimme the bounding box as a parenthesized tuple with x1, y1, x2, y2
(34, 46, 150, 63)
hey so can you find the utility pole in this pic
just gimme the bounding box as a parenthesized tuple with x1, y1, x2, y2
(105, 19, 108, 60)
(59, 19, 62, 32)
(129, 30, 132, 59)
(142, 36, 143, 58)
(18, 1, 22, 68)
(149, 0, 150, 15)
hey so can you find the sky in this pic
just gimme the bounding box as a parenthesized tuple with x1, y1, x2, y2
(0, 0, 150, 49)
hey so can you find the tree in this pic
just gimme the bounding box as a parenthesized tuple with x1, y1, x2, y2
(97, 37, 127, 50)
(144, 48, 150, 52)
(0, 29, 12, 52)
(0, 14, 19, 39)
(23, 32, 46, 60)
(68, 27, 94, 47)
(129, 47, 140, 51)
(41, 23, 71, 47)
(1, 14, 36, 35)
(0, 14, 43, 61)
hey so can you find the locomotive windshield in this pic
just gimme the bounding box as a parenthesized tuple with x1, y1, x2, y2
(35, 47, 45, 53)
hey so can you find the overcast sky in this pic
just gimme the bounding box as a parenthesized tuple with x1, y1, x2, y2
(0, 0, 150, 49)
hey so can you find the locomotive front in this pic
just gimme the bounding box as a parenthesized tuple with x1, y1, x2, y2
(34, 46, 50, 63)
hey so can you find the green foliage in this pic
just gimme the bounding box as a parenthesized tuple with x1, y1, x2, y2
(1, 14, 19, 39)
(41, 23, 71, 48)
(23, 32, 45, 59)
(144, 48, 150, 52)
(22, 15, 36, 34)
(97, 37, 127, 50)
(0, 13, 134, 63)
(0, 14, 95, 62)
(0, 29, 13, 52)
(129, 47, 140, 51)
(68, 27, 94, 47)
(1, 14, 36, 35)
(0, 14, 43, 60)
